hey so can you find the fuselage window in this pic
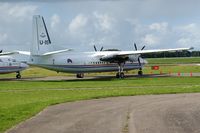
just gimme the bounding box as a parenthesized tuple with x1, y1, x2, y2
(12, 59, 16, 62)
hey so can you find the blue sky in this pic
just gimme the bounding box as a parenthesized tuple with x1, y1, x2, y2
(0, 0, 199, 51)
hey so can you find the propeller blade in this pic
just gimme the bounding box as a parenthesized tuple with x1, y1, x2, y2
(134, 43, 137, 51)
(100, 46, 104, 51)
(138, 57, 141, 67)
(141, 46, 145, 50)
(94, 45, 97, 52)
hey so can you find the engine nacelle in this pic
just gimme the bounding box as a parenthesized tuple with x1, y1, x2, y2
(100, 55, 129, 62)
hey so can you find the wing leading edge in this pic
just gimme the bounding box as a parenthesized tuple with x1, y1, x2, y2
(99, 47, 193, 62)
(117, 47, 193, 56)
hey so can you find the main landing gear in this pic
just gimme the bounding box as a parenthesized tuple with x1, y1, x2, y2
(138, 68, 143, 76)
(116, 63, 125, 78)
(16, 71, 21, 79)
(76, 73, 84, 78)
(115, 62, 143, 78)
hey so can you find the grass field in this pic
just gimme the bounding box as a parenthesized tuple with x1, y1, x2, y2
(0, 57, 200, 132)
(0, 77, 200, 132)
(146, 57, 200, 64)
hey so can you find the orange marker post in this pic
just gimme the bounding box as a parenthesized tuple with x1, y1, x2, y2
(178, 72, 181, 77)
(190, 72, 193, 77)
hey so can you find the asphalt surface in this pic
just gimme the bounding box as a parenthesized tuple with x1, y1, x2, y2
(8, 93, 200, 133)
(2, 73, 200, 81)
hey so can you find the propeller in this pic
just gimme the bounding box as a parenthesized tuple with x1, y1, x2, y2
(133, 43, 146, 69)
(100, 46, 104, 51)
(94, 45, 97, 52)
(93, 45, 104, 52)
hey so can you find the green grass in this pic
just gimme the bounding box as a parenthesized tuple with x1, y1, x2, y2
(147, 57, 200, 64)
(142, 65, 200, 74)
(0, 77, 200, 132)
(0, 57, 200, 132)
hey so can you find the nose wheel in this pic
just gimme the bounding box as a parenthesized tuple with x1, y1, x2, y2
(76, 73, 84, 78)
(16, 72, 21, 79)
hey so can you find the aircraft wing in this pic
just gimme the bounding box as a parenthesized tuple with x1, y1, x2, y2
(99, 47, 193, 62)
(117, 47, 193, 56)
(0, 51, 31, 56)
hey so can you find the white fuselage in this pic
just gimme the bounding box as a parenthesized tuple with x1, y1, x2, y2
(0, 56, 28, 74)
(29, 51, 147, 73)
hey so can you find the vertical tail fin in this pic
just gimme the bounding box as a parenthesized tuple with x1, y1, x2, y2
(31, 15, 52, 55)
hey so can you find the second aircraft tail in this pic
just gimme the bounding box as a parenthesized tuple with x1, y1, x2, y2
(31, 15, 52, 56)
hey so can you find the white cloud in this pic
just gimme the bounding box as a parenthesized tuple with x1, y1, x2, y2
(0, 3, 37, 22)
(175, 23, 200, 48)
(68, 14, 88, 34)
(149, 22, 168, 33)
(177, 38, 191, 47)
(141, 34, 160, 46)
(0, 33, 8, 43)
(93, 12, 115, 33)
(50, 14, 60, 29)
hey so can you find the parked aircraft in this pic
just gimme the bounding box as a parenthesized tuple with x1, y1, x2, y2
(28, 15, 192, 78)
(0, 51, 29, 79)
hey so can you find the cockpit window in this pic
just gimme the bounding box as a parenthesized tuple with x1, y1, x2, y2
(12, 59, 16, 62)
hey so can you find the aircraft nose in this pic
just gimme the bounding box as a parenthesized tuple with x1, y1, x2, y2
(20, 63, 29, 69)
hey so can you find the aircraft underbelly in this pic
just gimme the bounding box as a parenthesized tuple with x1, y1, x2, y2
(39, 63, 143, 73)
(0, 67, 23, 74)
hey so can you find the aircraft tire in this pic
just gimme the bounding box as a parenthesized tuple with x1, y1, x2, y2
(116, 72, 124, 78)
(120, 72, 125, 78)
(76, 73, 84, 78)
(138, 70, 143, 76)
(16, 74, 21, 79)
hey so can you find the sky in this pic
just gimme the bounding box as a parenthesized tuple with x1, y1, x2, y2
(0, 0, 200, 52)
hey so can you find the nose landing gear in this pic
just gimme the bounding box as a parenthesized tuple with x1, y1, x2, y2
(116, 63, 125, 78)
(76, 73, 84, 78)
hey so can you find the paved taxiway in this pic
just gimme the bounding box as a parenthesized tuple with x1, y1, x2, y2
(1, 73, 200, 81)
(8, 93, 200, 133)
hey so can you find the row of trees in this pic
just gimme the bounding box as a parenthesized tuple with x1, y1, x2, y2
(142, 51, 200, 58)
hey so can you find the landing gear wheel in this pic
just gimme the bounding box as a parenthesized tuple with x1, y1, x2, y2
(16, 73, 21, 79)
(116, 72, 125, 78)
(138, 70, 143, 76)
(76, 73, 84, 78)
(116, 72, 120, 78)
(120, 72, 124, 78)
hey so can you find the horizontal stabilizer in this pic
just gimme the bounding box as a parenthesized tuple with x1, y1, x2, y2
(0, 51, 19, 56)
(42, 49, 73, 56)
(17, 51, 31, 55)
